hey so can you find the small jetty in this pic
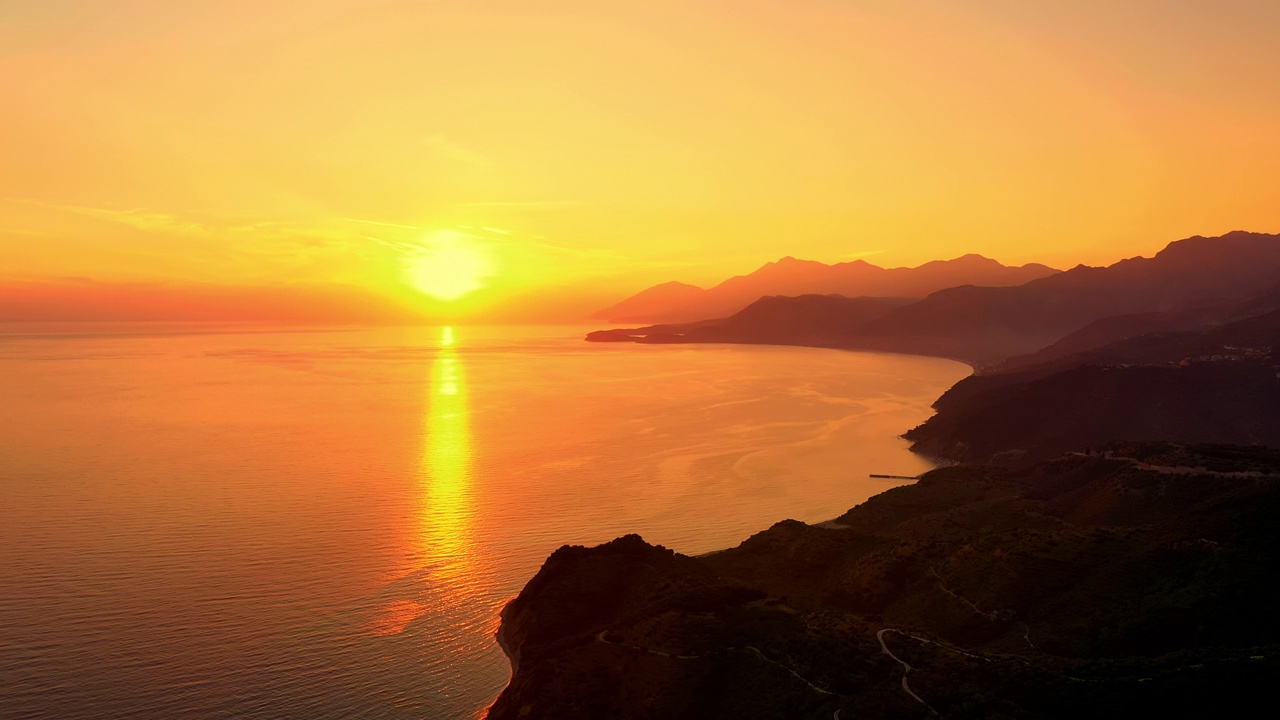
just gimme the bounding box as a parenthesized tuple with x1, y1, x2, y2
(869, 473, 921, 480)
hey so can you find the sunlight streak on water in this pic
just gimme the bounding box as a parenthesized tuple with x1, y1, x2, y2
(421, 327, 478, 604)
(0, 324, 970, 720)
(371, 327, 478, 636)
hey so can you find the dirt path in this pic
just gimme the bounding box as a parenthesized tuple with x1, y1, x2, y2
(877, 628, 940, 716)
(930, 567, 1034, 650)
(595, 629, 838, 702)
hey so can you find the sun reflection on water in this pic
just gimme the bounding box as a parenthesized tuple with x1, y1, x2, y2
(370, 326, 478, 636)
(422, 325, 474, 582)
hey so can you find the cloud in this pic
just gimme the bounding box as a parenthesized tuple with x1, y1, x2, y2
(838, 249, 886, 260)
(5, 197, 212, 235)
(456, 200, 585, 210)
(341, 218, 421, 231)
(423, 135, 492, 169)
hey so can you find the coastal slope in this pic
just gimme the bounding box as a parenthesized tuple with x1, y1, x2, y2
(905, 307, 1280, 464)
(488, 447, 1280, 719)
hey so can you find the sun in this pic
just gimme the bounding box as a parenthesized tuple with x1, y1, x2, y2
(406, 242, 492, 301)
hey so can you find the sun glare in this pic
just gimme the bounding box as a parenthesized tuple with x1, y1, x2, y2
(406, 241, 492, 301)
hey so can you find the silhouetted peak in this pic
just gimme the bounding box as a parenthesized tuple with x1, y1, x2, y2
(766, 255, 822, 268)
(600, 534, 671, 556)
(1156, 231, 1279, 260)
(953, 253, 996, 263)
(912, 254, 1008, 271)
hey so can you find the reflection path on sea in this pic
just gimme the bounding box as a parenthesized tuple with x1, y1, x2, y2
(370, 326, 486, 646)
(421, 326, 481, 608)
(0, 323, 969, 720)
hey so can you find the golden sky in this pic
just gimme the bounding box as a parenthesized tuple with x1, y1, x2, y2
(2, 0, 1279, 320)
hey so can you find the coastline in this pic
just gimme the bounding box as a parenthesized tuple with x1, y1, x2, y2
(589, 330, 981, 374)
(487, 600, 519, 719)
(484, 336, 975, 717)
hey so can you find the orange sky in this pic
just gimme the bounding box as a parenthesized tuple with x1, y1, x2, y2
(2, 0, 1279, 321)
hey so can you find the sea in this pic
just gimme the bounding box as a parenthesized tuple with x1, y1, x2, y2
(0, 323, 969, 719)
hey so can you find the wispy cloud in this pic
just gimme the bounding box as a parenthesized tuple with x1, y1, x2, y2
(838, 249, 886, 260)
(5, 197, 213, 235)
(341, 218, 421, 231)
(3, 197, 658, 282)
(423, 135, 492, 169)
(456, 200, 585, 210)
(361, 235, 427, 254)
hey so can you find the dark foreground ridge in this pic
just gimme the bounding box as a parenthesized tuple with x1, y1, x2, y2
(488, 446, 1280, 719)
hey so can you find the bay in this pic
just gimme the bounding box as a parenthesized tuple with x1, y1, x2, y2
(0, 324, 968, 719)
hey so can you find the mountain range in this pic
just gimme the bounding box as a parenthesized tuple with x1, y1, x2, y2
(501, 229, 1280, 718)
(593, 254, 1059, 324)
(590, 231, 1280, 366)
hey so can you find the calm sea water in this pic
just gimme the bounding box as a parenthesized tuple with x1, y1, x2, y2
(0, 324, 968, 719)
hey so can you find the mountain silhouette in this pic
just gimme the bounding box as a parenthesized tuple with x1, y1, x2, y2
(587, 295, 915, 346)
(593, 254, 1058, 323)
(906, 302, 1280, 464)
(854, 231, 1280, 364)
(589, 232, 1280, 367)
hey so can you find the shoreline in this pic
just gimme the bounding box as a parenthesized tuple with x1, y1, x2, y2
(487, 600, 519, 719)
(588, 331, 981, 373)
(484, 336, 974, 717)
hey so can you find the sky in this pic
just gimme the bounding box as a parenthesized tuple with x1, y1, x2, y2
(2, 0, 1279, 321)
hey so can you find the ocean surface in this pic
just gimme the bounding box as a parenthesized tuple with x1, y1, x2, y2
(0, 323, 969, 719)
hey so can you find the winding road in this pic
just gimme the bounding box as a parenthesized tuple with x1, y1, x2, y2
(930, 567, 1035, 650)
(595, 627, 844, 715)
(877, 629, 941, 716)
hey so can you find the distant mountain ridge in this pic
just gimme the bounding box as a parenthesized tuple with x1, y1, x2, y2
(593, 254, 1059, 323)
(853, 231, 1280, 363)
(590, 231, 1280, 367)
(510, 229, 1280, 718)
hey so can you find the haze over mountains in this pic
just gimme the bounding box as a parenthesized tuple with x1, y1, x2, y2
(592, 231, 1280, 366)
(905, 303, 1280, 465)
(500, 230, 1280, 718)
(593, 255, 1060, 324)
(589, 230, 1280, 469)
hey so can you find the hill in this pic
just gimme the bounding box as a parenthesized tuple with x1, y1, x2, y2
(488, 449, 1280, 719)
(905, 307, 1280, 464)
(853, 231, 1280, 364)
(994, 282, 1280, 372)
